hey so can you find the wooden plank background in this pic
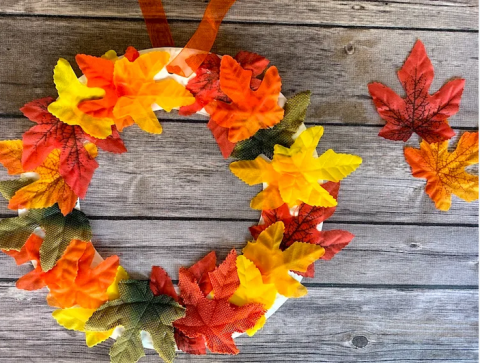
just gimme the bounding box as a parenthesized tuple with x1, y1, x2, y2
(0, 0, 478, 362)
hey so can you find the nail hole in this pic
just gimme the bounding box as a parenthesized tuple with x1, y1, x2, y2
(344, 43, 355, 55)
(352, 335, 369, 348)
(409, 243, 419, 248)
(352, 4, 365, 10)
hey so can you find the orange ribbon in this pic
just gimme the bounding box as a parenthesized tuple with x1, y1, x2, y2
(166, 0, 237, 77)
(138, 0, 174, 48)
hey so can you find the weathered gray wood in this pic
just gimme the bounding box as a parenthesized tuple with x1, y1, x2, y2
(0, 220, 476, 285)
(0, 282, 476, 362)
(0, 120, 476, 223)
(0, 0, 477, 31)
(0, 17, 477, 128)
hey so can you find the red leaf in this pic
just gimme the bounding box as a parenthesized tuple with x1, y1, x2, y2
(207, 119, 235, 159)
(368, 40, 463, 143)
(187, 251, 216, 296)
(174, 329, 207, 355)
(20, 98, 126, 198)
(149, 266, 178, 301)
(124, 46, 140, 62)
(234, 51, 269, 90)
(175, 250, 264, 355)
(2, 233, 43, 266)
(318, 230, 355, 260)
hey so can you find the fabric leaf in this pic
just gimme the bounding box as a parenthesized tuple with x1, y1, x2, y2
(230, 127, 362, 209)
(232, 91, 310, 160)
(150, 266, 178, 301)
(48, 58, 115, 139)
(186, 250, 216, 296)
(242, 222, 324, 298)
(21, 97, 126, 198)
(206, 55, 284, 143)
(86, 280, 185, 363)
(404, 131, 479, 211)
(368, 40, 464, 143)
(175, 250, 265, 355)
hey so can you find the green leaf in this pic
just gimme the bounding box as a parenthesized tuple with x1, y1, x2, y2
(39, 207, 92, 271)
(231, 91, 311, 160)
(86, 280, 186, 363)
(0, 177, 35, 201)
(0, 214, 40, 251)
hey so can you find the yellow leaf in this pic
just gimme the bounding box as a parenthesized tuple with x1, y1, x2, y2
(404, 132, 479, 211)
(112, 51, 195, 134)
(48, 58, 114, 139)
(52, 265, 129, 347)
(230, 126, 362, 209)
(0, 140, 24, 174)
(242, 222, 324, 298)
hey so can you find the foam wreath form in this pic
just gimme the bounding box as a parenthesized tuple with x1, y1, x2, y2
(0, 46, 362, 363)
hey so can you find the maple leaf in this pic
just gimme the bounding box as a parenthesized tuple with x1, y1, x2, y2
(0, 200, 92, 271)
(229, 255, 277, 336)
(85, 280, 185, 363)
(0, 139, 89, 215)
(179, 51, 269, 117)
(48, 58, 115, 139)
(242, 222, 324, 298)
(21, 97, 126, 198)
(368, 40, 464, 143)
(205, 55, 284, 143)
(250, 182, 354, 263)
(175, 250, 265, 355)
(404, 131, 479, 211)
(232, 91, 310, 160)
(112, 51, 195, 134)
(185, 250, 216, 296)
(230, 126, 362, 210)
(52, 266, 129, 347)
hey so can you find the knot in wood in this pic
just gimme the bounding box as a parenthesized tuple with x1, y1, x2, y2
(352, 335, 369, 348)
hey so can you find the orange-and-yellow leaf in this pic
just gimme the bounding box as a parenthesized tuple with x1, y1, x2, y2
(206, 55, 284, 143)
(47, 58, 115, 139)
(112, 51, 195, 134)
(404, 131, 479, 211)
(0, 140, 24, 174)
(230, 126, 362, 209)
(242, 222, 324, 298)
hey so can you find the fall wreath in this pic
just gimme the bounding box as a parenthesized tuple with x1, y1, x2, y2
(0, 1, 367, 363)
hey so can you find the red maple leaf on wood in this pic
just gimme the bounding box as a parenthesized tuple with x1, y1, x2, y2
(20, 97, 126, 198)
(249, 182, 354, 277)
(368, 40, 464, 143)
(175, 250, 265, 355)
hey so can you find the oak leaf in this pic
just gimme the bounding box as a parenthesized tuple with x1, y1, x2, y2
(21, 97, 126, 198)
(175, 250, 265, 355)
(368, 40, 464, 143)
(205, 55, 284, 143)
(48, 58, 115, 139)
(242, 222, 324, 298)
(404, 131, 479, 211)
(230, 126, 362, 210)
(86, 280, 185, 363)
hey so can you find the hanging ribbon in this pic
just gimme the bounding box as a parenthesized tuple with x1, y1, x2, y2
(138, 0, 174, 48)
(166, 0, 237, 77)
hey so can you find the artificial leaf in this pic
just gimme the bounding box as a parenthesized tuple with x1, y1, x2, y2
(206, 55, 284, 143)
(0, 177, 35, 201)
(230, 126, 362, 209)
(48, 58, 115, 139)
(85, 280, 185, 363)
(186, 250, 216, 296)
(112, 51, 195, 134)
(229, 255, 277, 336)
(150, 266, 178, 301)
(52, 266, 129, 347)
(3, 233, 43, 267)
(404, 131, 479, 211)
(368, 40, 464, 143)
(76, 53, 135, 131)
(174, 329, 207, 355)
(21, 97, 126, 198)
(232, 91, 310, 160)
(0, 139, 24, 174)
(234, 51, 270, 88)
(242, 222, 324, 298)
(207, 118, 236, 158)
(175, 250, 265, 355)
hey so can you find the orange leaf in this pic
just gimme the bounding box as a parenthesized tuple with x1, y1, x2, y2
(404, 132, 479, 211)
(0, 140, 24, 175)
(44, 240, 119, 309)
(206, 55, 284, 143)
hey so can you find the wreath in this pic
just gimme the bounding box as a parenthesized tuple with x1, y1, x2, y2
(0, 2, 366, 363)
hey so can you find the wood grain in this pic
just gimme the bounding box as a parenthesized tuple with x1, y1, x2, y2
(0, 0, 477, 30)
(0, 17, 477, 128)
(0, 220, 476, 285)
(0, 282, 476, 362)
(0, 120, 476, 224)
